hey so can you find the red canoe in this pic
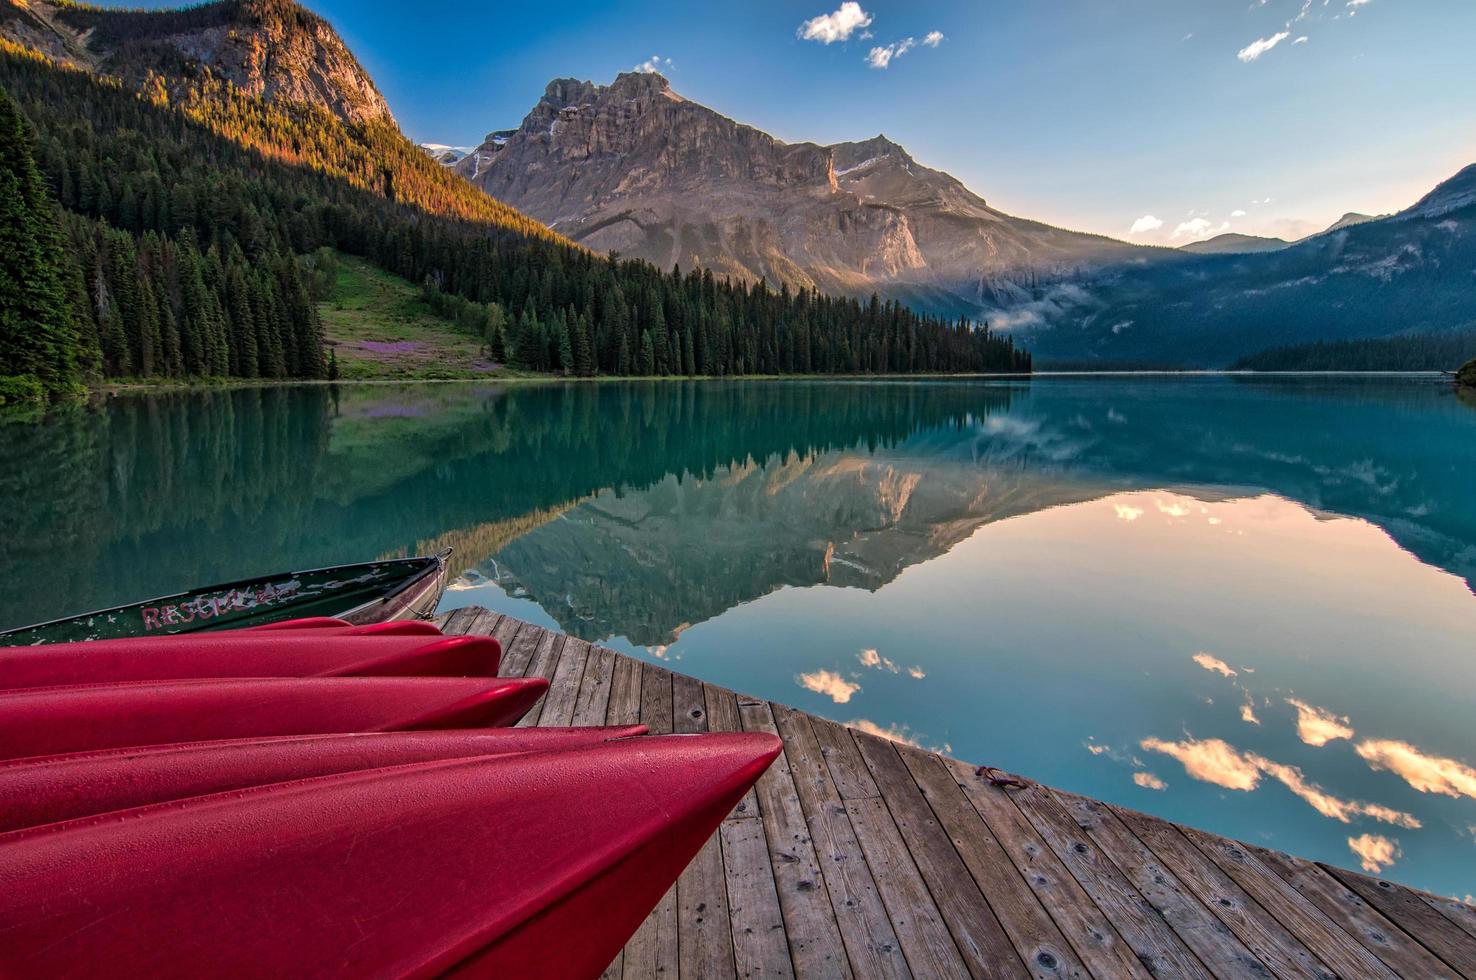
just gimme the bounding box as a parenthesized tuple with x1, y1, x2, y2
(0, 676, 548, 761)
(0, 726, 648, 833)
(0, 733, 782, 979)
(0, 634, 503, 689)
(249, 618, 445, 636)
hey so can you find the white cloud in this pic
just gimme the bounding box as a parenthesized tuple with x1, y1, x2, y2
(798, 2, 873, 44)
(796, 669, 861, 703)
(1134, 771, 1168, 790)
(867, 36, 916, 69)
(1286, 699, 1355, 747)
(1231, 209, 1247, 217)
(1192, 652, 1238, 678)
(858, 648, 899, 673)
(922, 31, 945, 47)
(1172, 217, 1228, 240)
(848, 718, 924, 748)
(1293, 35, 1309, 44)
(1357, 740, 1476, 800)
(1114, 503, 1144, 521)
(1238, 30, 1291, 62)
(1348, 833, 1399, 874)
(1142, 737, 1261, 790)
(1142, 736, 1420, 828)
(1130, 214, 1164, 234)
(633, 54, 673, 74)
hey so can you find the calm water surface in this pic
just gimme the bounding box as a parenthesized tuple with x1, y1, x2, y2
(3, 376, 1473, 897)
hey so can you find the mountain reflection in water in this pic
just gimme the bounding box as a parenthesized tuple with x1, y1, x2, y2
(1, 376, 1472, 897)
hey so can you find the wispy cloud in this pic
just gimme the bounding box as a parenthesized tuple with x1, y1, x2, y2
(1238, 30, 1291, 62)
(798, 2, 873, 44)
(1193, 652, 1238, 678)
(632, 54, 674, 74)
(796, 668, 861, 703)
(1172, 217, 1229, 240)
(922, 30, 945, 48)
(1286, 699, 1355, 747)
(1141, 736, 1420, 828)
(1129, 214, 1164, 234)
(1231, 209, 1248, 217)
(1134, 771, 1168, 790)
(867, 36, 916, 69)
(1348, 833, 1399, 873)
(1294, 35, 1309, 44)
(1114, 503, 1145, 521)
(858, 648, 899, 673)
(1357, 740, 1476, 800)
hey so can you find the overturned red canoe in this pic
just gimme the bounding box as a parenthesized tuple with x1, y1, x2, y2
(0, 726, 649, 833)
(0, 676, 548, 761)
(249, 618, 444, 637)
(0, 633, 502, 690)
(0, 732, 782, 979)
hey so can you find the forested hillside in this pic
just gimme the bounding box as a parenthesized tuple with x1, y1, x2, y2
(1231, 329, 1476, 372)
(0, 1, 1028, 402)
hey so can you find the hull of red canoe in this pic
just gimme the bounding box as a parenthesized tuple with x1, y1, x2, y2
(0, 676, 549, 761)
(0, 633, 503, 690)
(0, 727, 649, 834)
(0, 733, 783, 979)
(249, 618, 444, 636)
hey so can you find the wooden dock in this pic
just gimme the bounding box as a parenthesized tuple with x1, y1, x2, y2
(439, 606, 1476, 979)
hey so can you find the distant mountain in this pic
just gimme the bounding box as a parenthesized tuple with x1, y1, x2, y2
(1022, 164, 1476, 366)
(1179, 233, 1290, 255)
(1, 0, 393, 124)
(452, 71, 1162, 318)
(1323, 211, 1380, 233)
(421, 143, 474, 165)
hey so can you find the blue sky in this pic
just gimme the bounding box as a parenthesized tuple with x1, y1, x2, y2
(121, 0, 1474, 243)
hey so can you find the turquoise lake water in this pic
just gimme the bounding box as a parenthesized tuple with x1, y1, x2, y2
(2, 376, 1472, 897)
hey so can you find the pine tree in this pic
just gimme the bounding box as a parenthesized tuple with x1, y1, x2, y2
(639, 330, 655, 376)
(0, 85, 82, 395)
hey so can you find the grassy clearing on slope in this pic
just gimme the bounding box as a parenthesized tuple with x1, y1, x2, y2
(319, 254, 527, 381)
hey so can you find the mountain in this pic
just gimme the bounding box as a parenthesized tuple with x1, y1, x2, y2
(1323, 211, 1379, 234)
(0, 2, 1028, 397)
(1, 0, 392, 124)
(1179, 232, 1290, 255)
(452, 71, 1160, 319)
(1021, 164, 1476, 366)
(421, 143, 473, 165)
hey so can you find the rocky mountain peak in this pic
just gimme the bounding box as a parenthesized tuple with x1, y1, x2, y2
(452, 71, 1153, 308)
(1, 0, 394, 125)
(832, 134, 910, 167)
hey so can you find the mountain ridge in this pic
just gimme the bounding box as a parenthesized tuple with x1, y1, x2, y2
(452, 70, 1164, 317)
(2, 0, 393, 124)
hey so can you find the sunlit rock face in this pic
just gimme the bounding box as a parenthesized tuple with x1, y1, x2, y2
(455, 72, 1153, 316)
(1, 0, 395, 125)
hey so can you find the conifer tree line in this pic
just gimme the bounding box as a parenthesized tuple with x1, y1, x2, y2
(0, 38, 1029, 399)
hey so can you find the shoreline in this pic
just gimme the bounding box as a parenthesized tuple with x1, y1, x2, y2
(87, 367, 1454, 396)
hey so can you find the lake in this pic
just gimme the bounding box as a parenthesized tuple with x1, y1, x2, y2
(2, 376, 1473, 898)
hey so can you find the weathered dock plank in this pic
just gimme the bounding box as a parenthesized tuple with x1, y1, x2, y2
(444, 609, 1471, 980)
